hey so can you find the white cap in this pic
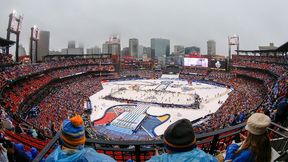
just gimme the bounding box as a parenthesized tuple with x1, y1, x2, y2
(245, 113, 271, 135)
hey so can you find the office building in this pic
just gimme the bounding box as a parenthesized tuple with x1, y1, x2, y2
(109, 35, 121, 56)
(258, 43, 277, 50)
(258, 43, 278, 56)
(102, 35, 121, 56)
(49, 50, 62, 55)
(138, 45, 144, 59)
(143, 47, 152, 59)
(121, 47, 130, 57)
(207, 40, 216, 55)
(129, 38, 139, 58)
(86, 46, 101, 54)
(37, 31, 50, 61)
(61, 41, 84, 55)
(151, 38, 170, 59)
(102, 42, 109, 54)
(68, 40, 76, 48)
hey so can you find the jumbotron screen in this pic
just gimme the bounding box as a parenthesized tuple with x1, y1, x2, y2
(209, 59, 227, 70)
(184, 58, 208, 67)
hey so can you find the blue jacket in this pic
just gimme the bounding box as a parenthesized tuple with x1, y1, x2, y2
(45, 146, 116, 162)
(225, 144, 255, 162)
(147, 148, 217, 162)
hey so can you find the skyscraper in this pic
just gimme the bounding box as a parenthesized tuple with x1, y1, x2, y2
(150, 38, 170, 59)
(61, 41, 84, 55)
(121, 47, 129, 57)
(143, 47, 151, 59)
(109, 35, 121, 56)
(37, 31, 50, 61)
(68, 40, 76, 48)
(138, 45, 144, 59)
(102, 42, 109, 54)
(102, 35, 121, 56)
(207, 40, 216, 55)
(86, 46, 101, 54)
(129, 38, 138, 58)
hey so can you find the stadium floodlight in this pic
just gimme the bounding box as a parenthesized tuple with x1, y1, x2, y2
(227, 35, 240, 70)
(12, 9, 17, 16)
(6, 9, 23, 62)
(17, 15, 23, 32)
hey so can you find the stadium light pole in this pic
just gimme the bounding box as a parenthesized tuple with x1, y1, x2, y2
(6, 10, 23, 62)
(227, 36, 231, 71)
(30, 25, 40, 63)
(228, 35, 239, 71)
(29, 27, 33, 62)
(6, 12, 13, 55)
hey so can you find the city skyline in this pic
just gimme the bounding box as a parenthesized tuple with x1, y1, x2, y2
(1, 0, 288, 56)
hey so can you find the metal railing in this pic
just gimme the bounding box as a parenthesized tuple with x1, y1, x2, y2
(32, 121, 287, 162)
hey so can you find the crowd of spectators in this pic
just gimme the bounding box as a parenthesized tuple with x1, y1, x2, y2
(2, 64, 114, 113)
(0, 58, 113, 89)
(232, 69, 274, 83)
(3, 75, 53, 112)
(232, 61, 285, 76)
(232, 54, 287, 64)
(189, 73, 267, 133)
(179, 68, 208, 81)
(205, 71, 235, 80)
(0, 53, 13, 65)
(25, 74, 105, 133)
(120, 70, 162, 79)
(0, 137, 40, 162)
(0, 109, 44, 162)
(181, 68, 208, 75)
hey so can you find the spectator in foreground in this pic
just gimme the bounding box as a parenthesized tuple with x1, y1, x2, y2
(5, 141, 30, 162)
(147, 118, 217, 162)
(46, 115, 116, 162)
(0, 142, 8, 162)
(224, 113, 271, 162)
(15, 124, 24, 134)
(274, 96, 288, 124)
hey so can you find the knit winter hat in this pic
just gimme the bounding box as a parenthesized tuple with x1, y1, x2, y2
(60, 115, 86, 148)
(163, 119, 196, 152)
(245, 113, 271, 135)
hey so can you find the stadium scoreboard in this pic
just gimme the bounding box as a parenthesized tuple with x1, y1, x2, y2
(208, 59, 227, 70)
(184, 57, 208, 67)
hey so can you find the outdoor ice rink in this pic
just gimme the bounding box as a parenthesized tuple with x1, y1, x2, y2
(90, 76, 232, 136)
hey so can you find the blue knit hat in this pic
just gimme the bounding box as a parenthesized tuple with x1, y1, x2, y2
(60, 115, 86, 148)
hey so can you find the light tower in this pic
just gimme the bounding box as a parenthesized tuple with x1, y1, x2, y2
(29, 25, 40, 63)
(228, 35, 239, 70)
(6, 10, 23, 62)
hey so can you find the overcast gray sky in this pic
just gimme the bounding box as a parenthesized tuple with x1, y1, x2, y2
(1, 0, 288, 55)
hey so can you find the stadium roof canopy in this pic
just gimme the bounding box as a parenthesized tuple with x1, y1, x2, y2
(236, 41, 288, 53)
(277, 41, 288, 52)
(0, 37, 15, 47)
